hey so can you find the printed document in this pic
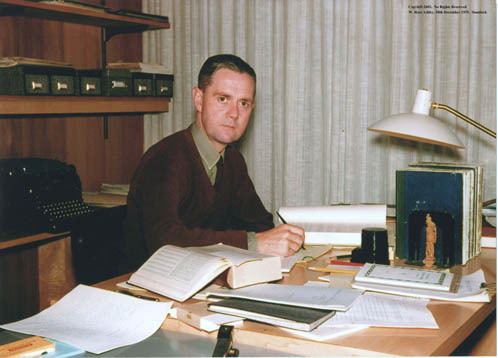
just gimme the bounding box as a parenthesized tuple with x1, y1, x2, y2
(0, 285, 172, 354)
(325, 292, 438, 328)
(207, 283, 363, 311)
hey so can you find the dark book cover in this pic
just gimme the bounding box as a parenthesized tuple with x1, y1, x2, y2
(208, 297, 335, 331)
(396, 169, 469, 266)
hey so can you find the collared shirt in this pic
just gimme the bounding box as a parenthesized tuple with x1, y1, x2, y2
(191, 121, 224, 185)
(190, 122, 258, 251)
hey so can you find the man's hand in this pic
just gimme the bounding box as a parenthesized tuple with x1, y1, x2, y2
(255, 224, 305, 257)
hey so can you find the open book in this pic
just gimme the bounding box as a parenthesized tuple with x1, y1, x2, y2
(128, 244, 282, 302)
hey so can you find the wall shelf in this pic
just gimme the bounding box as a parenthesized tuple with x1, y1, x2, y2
(0, 96, 169, 116)
(0, 0, 170, 38)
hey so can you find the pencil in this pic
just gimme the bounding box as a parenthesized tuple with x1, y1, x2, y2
(276, 211, 305, 250)
(308, 266, 358, 275)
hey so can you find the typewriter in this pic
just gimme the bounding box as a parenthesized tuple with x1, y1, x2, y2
(0, 158, 97, 234)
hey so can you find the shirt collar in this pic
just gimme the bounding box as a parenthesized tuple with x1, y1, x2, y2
(191, 121, 225, 170)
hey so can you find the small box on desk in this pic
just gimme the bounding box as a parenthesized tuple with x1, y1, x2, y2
(102, 69, 133, 96)
(0, 65, 77, 95)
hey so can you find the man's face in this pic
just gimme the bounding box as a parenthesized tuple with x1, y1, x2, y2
(193, 68, 255, 152)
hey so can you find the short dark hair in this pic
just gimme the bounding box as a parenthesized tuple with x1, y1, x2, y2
(197, 54, 256, 90)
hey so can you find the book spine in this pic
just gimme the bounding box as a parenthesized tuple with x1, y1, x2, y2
(395, 171, 407, 259)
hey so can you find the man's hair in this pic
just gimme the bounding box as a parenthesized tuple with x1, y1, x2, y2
(197, 54, 256, 90)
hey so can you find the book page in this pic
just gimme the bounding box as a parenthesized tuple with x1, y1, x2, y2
(325, 292, 438, 328)
(191, 243, 277, 266)
(129, 245, 230, 302)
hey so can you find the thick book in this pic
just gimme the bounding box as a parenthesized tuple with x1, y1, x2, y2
(353, 263, 454, 292)
(396, 168, 473, 266)
(128, 244, 282, 302)
(208, 297, 336, 332)
(206, 283, 363, 311)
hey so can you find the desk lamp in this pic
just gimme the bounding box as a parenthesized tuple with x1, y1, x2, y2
(368, 89, 496, 149)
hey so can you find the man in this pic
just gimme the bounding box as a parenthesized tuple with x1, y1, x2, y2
(123, 54, 304, 270)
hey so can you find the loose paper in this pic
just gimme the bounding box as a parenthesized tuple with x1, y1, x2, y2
(0, 285, 172, 354)
(278, 204, 386, 245)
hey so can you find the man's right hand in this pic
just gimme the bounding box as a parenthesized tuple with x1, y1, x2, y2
(255, 224, 305, 257)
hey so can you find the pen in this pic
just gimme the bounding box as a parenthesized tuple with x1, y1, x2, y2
(276, 211, 305, 250)
(329, 260, 364, 267)
(308, 266, 358, 275)
(117, 290, 160, 301)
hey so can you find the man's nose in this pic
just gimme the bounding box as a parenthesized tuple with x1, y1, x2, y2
(227, 102, 239, 119)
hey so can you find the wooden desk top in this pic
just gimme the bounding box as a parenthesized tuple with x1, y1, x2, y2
(95, 248, 496, 357)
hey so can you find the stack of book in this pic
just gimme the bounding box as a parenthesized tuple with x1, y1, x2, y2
(396, 162, 483, 266)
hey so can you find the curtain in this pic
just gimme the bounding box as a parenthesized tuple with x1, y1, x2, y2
(142, 0, 496, 215)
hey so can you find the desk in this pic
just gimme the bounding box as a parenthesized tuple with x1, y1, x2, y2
(0, 231, 75, 324)
(95, 247, 496, 357)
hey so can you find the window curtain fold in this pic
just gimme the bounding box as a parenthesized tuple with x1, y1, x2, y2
(142, 0, 496, 216)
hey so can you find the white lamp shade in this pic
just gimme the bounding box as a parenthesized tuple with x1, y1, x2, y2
(368, 112, 464, 149)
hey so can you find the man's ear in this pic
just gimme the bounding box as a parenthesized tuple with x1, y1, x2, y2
(192, 87, 203, 112)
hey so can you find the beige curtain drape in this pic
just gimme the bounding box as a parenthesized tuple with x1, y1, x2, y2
(142, 0, 496, 215)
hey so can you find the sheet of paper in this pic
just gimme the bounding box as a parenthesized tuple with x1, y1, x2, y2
(281, 245, 332, 272)
(192, 243, 276, 266)
(278, 204, 386, 231)
(0, 285, 172, 354)
(278, 204, 386, 245)
(324, 292, 438, 328)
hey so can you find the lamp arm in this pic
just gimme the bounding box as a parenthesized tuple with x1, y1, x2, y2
(431, 102, 496, 138)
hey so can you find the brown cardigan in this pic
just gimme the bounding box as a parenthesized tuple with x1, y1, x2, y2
(122, 126, 274, 269)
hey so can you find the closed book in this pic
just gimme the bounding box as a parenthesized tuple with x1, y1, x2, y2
(208, 298, 336, 332)
(354, 263, 454, 292)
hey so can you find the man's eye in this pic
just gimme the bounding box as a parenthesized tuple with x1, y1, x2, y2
(240, 101, 250, 108)
(218, 96, 227, 103)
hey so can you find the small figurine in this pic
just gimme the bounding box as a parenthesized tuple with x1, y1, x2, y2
(423, 213, 437, 268)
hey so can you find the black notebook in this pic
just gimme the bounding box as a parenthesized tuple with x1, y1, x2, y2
(208, 297, 335, 331)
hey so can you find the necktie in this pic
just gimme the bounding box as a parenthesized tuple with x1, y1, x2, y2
(214, 157, 224, 191)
